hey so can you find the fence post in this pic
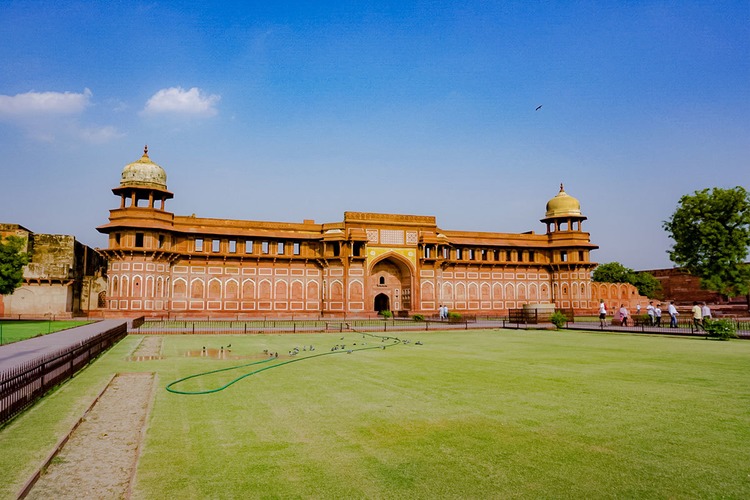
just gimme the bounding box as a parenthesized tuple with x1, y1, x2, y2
(192, 323, 195, 335)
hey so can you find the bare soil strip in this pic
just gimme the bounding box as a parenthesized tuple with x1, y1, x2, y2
(129, 336, 163, 360)
(24, 373, 155, 500)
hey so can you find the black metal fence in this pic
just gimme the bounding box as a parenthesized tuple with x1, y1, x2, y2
(135, 316, 484, 335)
(0, 324, 127, 426)
(567, 317, 750, 339)
(507, 308, 574, 324)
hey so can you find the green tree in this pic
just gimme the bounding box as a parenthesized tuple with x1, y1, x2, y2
(630, 271, 661, 299)
(663, 187, 750, 297)
(592, 262, 632, 283)
(592, 262, 661, 298)
(0, 235, 29, 295)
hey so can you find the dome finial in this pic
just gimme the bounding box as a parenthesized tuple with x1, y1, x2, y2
(121, 147, 167, 190)
(545, 183, 582, 218)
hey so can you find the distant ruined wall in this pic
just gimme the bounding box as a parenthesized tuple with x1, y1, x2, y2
(645, 268, 747, 305)
(24, 234, 76, 280)
(1, 284, 73, 317)
(1, 224, 107, 318)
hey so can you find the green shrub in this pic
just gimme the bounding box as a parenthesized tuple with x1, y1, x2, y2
(447, 312, 463, 323)
(703, 318, 738, 340)
(550, 311, 568, 329)
(380, 310, 392, 319)
(412, 314, 425, 322)
(634, 314, 651, 325)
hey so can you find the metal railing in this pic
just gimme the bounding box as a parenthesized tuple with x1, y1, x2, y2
(507, 308, 574, 324)
(566, 317, 750, 339)
(135, 316, 487, 335)
(0, 324, 127, 426)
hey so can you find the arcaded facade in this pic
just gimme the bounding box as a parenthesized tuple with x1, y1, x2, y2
(97, 148, 599, 318)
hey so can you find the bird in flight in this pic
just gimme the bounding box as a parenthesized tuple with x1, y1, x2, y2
(535, 105, 543, 111)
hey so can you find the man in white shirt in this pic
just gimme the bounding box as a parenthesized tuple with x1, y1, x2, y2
(654, 304, 663, 327)
(646, 301, 655, 325)
(668, 302, 679, 328)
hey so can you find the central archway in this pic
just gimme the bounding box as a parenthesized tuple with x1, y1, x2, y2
(368, 254, 414, 314)
(374, 293, 389, 312)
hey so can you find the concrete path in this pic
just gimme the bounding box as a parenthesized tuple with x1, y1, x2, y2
(0, 320, 128, 370)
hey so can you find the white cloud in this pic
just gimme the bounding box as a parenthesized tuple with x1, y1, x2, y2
(0, 89, 123, 144)
(142, 87, 220, 117)
(0, 89, 92, 117)
(78, 125, 124, 143)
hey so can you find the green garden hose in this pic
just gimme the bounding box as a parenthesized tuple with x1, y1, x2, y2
(166, 330, 402, 395)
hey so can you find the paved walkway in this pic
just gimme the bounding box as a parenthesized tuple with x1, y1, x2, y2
(0, 320, 128, 370)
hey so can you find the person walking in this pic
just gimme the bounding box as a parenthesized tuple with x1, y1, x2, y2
(654, 304, 662, 327)
(668, 302, 679, 328)
(598, 300, 607, 327)
(646, 301, 655, 325)
(619, 304, 630, 327)
(692, 301, 704, 330)
(701, 302, 712, 323)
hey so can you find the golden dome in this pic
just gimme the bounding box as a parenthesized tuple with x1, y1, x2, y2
(120, 146, 167, 190)
(545, 183, 582, 218)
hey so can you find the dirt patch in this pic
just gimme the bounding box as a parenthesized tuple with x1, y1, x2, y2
(129, 336, 163, 361)
(183, 347, 263, 360)
(25, 373, 154, 500)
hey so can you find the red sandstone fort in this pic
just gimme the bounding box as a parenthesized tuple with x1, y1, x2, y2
(2, 148, 745, 319)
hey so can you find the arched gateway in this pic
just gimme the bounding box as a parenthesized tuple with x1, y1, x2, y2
(368, 255, 413, 314)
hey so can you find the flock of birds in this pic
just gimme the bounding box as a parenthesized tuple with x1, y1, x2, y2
(199, 333, 424, 359)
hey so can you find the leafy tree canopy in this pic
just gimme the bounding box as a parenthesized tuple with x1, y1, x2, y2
(663, 186, 750, 297)
(592, 262, 631, 283)
(0, 235, 30, 295)
(592, 262, 661, 298)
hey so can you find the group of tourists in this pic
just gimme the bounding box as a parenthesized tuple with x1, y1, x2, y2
(691, 301, 713, 330)
(598, 300, 712, 329)
(438, 304, 450, 320)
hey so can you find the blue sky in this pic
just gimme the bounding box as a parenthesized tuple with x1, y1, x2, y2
(1, 1, 748, 270)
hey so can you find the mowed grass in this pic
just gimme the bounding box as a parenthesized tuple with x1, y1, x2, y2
(1, 329, 749, 499)
(0, 320, 91, 344)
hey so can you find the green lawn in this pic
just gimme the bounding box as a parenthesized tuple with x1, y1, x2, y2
(0, 320, 91, 345)
(1, 329, 749, 498)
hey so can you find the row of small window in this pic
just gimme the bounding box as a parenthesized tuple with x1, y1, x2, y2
(194, 238, 301, 256)
(425, 247, 585, 263)
(424, 247, 538, 262)
(115, 233, 166, 249)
